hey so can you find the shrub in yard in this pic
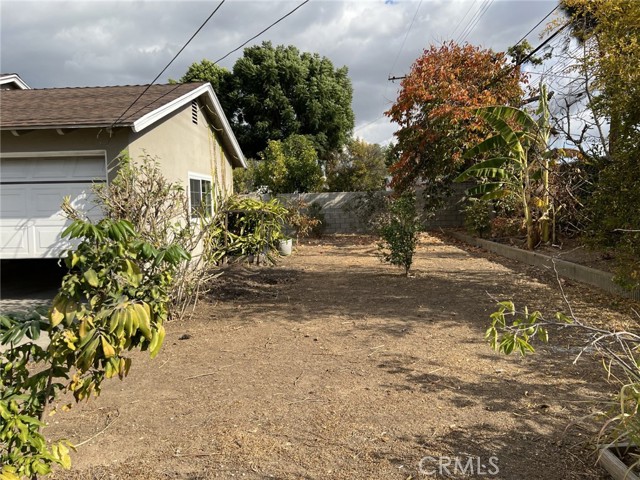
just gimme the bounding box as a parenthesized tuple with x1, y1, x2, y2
(94, 153, 227, 319)
(490, 216, 524, 239)
(376, 192, 423, 276)
(462, 198, 492, 237)
(487, 301, 640, 468)
(0, 216, 186, 478)
(307, 202, 326, 238)
(224, 196, 288, 264)
(282, 196, 321, 243)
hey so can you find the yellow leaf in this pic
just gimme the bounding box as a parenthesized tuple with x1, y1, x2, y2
(101, 336, 116, 358)
(50, 295, 67, 327)
(83, 269, 99, 288)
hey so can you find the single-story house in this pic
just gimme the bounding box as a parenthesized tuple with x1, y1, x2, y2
(0, 75, 246, 259)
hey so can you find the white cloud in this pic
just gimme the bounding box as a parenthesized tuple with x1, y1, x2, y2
(1, 0, 557, 145)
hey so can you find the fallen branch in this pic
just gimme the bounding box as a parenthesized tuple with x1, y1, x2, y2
(75, 412, 120, 447)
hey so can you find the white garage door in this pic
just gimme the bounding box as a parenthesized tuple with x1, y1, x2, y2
(0, 154, 106, 259)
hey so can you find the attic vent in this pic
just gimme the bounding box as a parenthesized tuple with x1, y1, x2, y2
(191, 100, 198, 125)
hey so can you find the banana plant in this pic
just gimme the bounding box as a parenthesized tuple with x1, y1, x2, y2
(455, 84, 555, 250)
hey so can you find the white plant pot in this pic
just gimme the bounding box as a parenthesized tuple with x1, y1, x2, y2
(278, 238, 293, 256)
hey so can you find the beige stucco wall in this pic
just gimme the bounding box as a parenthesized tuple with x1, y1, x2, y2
(1, 101, 238, 194)
(0, 128, 129, 182)
(128, 101, 234, 196)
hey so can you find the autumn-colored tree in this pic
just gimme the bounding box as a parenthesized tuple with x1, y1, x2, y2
(385, 42, 525, 203)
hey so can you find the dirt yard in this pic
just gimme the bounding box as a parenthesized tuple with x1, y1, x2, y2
(48, 233, 639, 480)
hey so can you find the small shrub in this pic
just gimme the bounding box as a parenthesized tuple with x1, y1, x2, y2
(0, 217, 186, 477)
(282, 196, 321, 242)
(462, 198, 492, 237)
(490, 216, 524, 238)
(376, 192, 423, 276)
(225, 196, 288, 263)
(307, 202, 326, 238)
(94, 153, 226, 319)
(487, 301, 640, 464)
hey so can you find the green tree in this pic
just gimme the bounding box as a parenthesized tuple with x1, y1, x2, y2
(376, 191, 423, 276)
(175, 59, 234, 116)
(254, 135, 324, 194)
(180, 42, 355, 160)
(557, 0, 640, 288)
(325, 139, 388, 192)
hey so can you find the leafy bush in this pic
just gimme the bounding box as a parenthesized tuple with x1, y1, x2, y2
(376, 192, 423, 275)
(490, 216, 524, 239)
(1, 217, 186, 478)
(282, 196, 321, 242)
(462, 198, 492, 237)
(94, 153, 226, 318)
(307, 202, 326, 238)
(254, 135, 324, 194)
(225, 196, 288, 264)
(487, 301, 640, 465)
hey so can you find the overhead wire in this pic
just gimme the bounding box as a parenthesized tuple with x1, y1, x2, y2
(215, 0, 310, 64)
(449, 0, 478, 41)
(513, 5, 559, 48)
(111, 0, 227, 128)
(456, 0, 487, 43)
(112, 0, 312, 128)
(388, 0, 424, 78)
(459, 0, 495, 44)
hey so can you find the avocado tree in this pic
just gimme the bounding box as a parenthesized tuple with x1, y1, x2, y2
(179, 42, 355, 160)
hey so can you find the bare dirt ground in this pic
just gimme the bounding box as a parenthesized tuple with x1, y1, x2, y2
(48, 233, 639, 480)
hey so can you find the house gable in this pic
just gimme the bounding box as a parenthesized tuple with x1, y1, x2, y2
(0, 73, 31, 90)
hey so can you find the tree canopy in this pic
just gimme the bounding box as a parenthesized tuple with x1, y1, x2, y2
(325, 139, 389, 192)
(253, 134, 324, 194)
(561, 0, 640, 288)
(385, 42, 525, 198)
(180, 42, 355, 160)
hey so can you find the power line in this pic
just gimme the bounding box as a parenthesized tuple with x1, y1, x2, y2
(459, 0, 494, 44)
(513, 4, 559, 48)
(354, 115, 387, 133)
(215, 0, 311, 64)
(449, 0, 478, 40)
(456, 0, 485, 43)
(111, 0, 227, 128)
(482, 21, 571, 90)
(113, 0, 311, 128)
(389, 0, 424, 78)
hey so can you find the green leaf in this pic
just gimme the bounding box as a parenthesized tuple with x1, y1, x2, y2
(83, 269, 99, 288)
(462, 134, 508, 160)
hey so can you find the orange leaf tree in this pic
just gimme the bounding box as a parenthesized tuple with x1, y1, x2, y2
(385, 42, 525, 206)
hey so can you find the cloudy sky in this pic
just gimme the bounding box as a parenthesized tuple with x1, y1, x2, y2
(1, 0, 559, 145)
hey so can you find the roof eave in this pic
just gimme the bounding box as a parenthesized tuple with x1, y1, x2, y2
(0, 74, 31, 90)
(132, 83, 247, 169)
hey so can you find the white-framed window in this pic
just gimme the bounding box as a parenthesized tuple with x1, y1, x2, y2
(188, 173, 212, 218)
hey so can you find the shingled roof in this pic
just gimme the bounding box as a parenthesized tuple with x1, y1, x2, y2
(0, 83, 206, 129)
(0, 82, 246, 167)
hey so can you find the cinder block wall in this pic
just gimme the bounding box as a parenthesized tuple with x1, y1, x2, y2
(275, 192, 365, 233)
(269, 184, 469, 234)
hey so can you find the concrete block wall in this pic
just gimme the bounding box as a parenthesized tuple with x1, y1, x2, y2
(276, 192, 366, 234)
(271, 185, 469, 234)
